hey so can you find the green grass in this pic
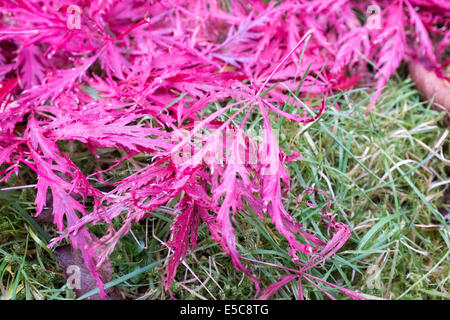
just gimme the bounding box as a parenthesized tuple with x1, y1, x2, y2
(0, 77, 449, 300)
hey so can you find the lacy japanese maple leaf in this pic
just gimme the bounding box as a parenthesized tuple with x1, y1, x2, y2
(1, 0, 448, 299)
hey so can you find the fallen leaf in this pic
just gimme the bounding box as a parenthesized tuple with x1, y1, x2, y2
(408, 61, 450, 125)
(54, 245, 122, 300)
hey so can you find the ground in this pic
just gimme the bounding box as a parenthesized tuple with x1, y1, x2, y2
(0, 76, 449, 300)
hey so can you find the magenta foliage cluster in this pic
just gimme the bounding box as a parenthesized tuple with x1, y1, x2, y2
(0, 0, 448, 299)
